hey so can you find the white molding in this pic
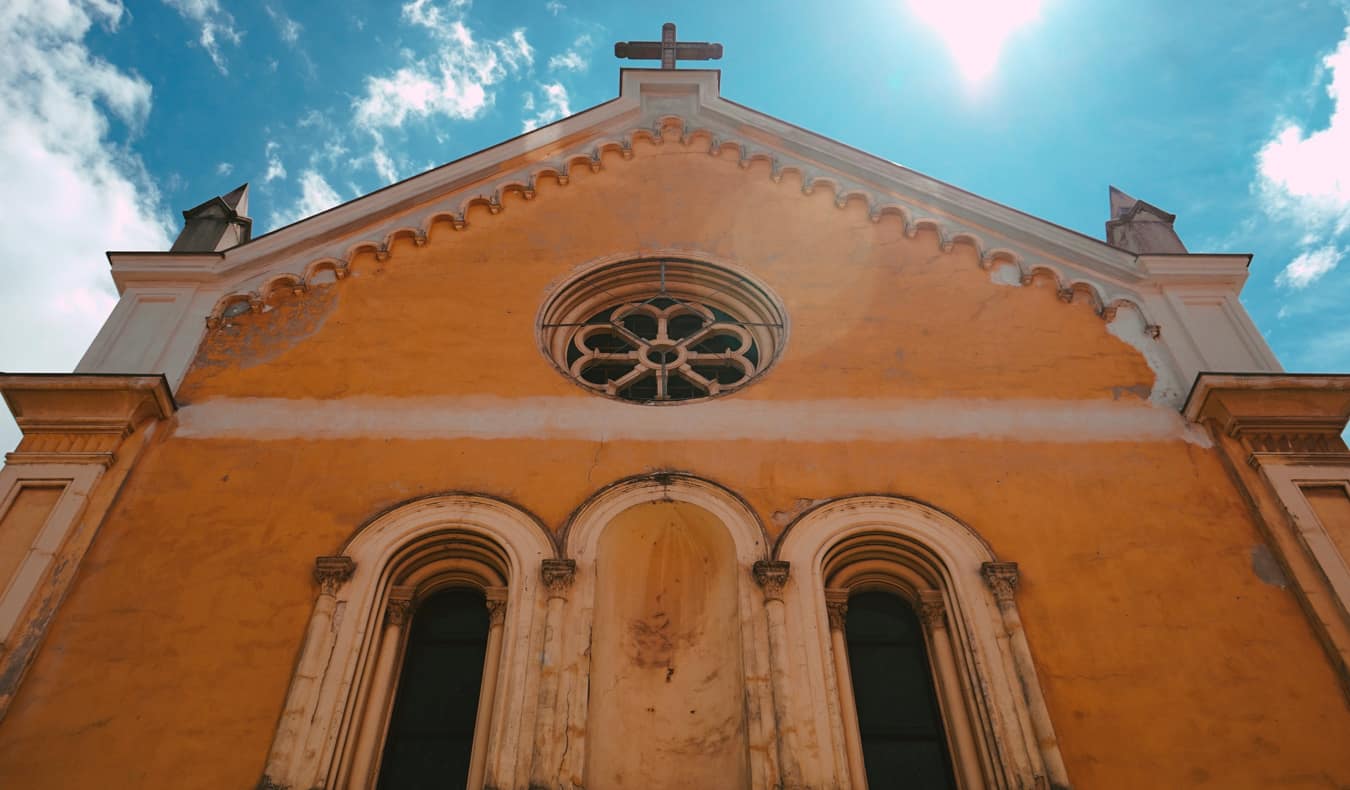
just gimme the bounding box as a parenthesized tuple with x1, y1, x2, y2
(0, 463, 103, 646)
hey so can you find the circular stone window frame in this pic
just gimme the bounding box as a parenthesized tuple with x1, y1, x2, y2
(538, 254, 789, 405)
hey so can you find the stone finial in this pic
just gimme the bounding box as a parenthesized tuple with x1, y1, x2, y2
(541, 559, 576, 599)
(1104, 185, 1187, 254)
(171, 183, 253, 252)
(313, 555, 356, 596)
(824, 588, 849, 632)
(981, 562, 1020, 608)
(752, 560, 791, 601)
(917, 589, 948, 630)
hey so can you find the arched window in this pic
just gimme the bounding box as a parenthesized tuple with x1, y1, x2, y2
(377, 588, 490, 789)
(258, 495, 556, 790)
(776, 496, 1071, 790)
(845, 591, 956, 789)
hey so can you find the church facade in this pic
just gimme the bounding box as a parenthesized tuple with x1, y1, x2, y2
(0, 67, 1349, 789)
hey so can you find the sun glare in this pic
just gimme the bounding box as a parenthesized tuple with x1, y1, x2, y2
(908, 0, 1043, 82)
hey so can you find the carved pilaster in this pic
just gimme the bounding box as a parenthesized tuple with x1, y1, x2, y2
(313, 555, 355, 596)
(824, 588, 849, 632)
(540, 558, 576, 599)
(981, 561, 1020, 609)
(485, 585, 508, 627)
(753, 560, 791, 601)
(917, 589, 948, 630)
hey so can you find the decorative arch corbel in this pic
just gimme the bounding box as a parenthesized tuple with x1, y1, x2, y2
(775, 495, 1071, 790)
(258, 493, 556, 790)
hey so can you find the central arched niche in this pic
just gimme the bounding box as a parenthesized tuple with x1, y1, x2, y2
(585, 500, 749, 788)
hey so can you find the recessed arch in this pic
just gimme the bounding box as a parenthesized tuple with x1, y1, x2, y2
(261, 493, 556, 790)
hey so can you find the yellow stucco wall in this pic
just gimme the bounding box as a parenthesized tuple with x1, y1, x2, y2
(0, 144, 1348, 788)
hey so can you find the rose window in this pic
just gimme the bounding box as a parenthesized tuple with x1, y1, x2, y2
(540, 258, 786, 404)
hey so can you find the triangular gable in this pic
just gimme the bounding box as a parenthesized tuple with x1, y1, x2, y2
(98, 69, 1274, 406)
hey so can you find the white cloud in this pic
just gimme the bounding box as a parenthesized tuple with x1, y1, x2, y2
(0, 0, 172, 451)
(545, 1, 565, 15)
(353, 4, 533, 131)
(1256, 23, 1350, 236)
(265, 4, 302, 45)
(522, 82, 570, 132)
(1276, 245, 1343, 289)
(270, 169, 342, 228)
(216, 161, 233, 176)
(264, 140, 287, 182)
(162, 0, 243, 75)
(548, 34, 590, 73)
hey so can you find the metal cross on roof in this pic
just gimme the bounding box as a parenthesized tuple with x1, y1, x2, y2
(614, 22, 723, 70)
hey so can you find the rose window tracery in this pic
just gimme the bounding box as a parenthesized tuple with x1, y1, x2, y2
(539, 257, 786, 404)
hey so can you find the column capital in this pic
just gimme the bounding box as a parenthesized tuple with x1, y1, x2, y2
(824, 588, 849, 631)
(753, 560, 791, 601)
(386, 585, 415, 626)
(313, 555, 355, 596)
(485, 586, 508, 626)
(981, 561, 1020, 608)
(541, 558, 576, 598)
(917, 589, 948, 630)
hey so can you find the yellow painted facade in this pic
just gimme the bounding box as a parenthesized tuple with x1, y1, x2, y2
(1, 71, 1349, 789)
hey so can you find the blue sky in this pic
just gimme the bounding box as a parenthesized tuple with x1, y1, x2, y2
(2, 0, 1349, 451)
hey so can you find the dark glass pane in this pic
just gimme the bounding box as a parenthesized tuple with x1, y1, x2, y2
(667, 313, 704, 339)
(583, 332, 633, 353)
(619, 373, 658, 401)
(692, 332, 740, 354)
(580, 362, 636, 385)
(376, 589, 489, 790)
(846, 592, 957, 790)
(665, 372, 703, 400)
(620, 313, 658, 338)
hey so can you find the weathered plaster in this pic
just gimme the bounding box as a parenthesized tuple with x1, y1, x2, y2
(171, 395, 1212, 445)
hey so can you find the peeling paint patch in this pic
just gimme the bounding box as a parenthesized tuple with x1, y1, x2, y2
(173, 395, 1213, 446)
(1250, 544, 1289, 589)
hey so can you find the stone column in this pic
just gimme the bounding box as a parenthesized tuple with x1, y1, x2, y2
(918, 590, 983, 790)
(753, 560, 803, 790)
(263, 556, 355, 784)
(468, 586, 508, 790)
(348, 586, 415, 789)
(981, 562, 1069, 789)
(529, 558, 575, 789)
(825, 589, 868, 790)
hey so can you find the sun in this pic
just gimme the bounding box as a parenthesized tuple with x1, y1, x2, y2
(908, 0, 1043, 82)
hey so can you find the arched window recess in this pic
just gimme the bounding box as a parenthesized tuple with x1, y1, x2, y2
(258, 495, 556, 790)
(775, 497, 1071, 790)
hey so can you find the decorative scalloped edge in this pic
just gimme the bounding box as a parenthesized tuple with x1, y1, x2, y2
(205, 116, 1155, 341)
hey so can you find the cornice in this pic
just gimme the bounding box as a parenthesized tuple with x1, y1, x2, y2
(0, 374, 176, 466)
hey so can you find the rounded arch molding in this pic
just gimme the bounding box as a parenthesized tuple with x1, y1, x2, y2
(260, 493, 556, 790)
(560, 471, 772, 561)
(775, 494, 1072, 790)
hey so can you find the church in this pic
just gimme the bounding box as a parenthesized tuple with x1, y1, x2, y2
(0, 28, 1349, 790)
